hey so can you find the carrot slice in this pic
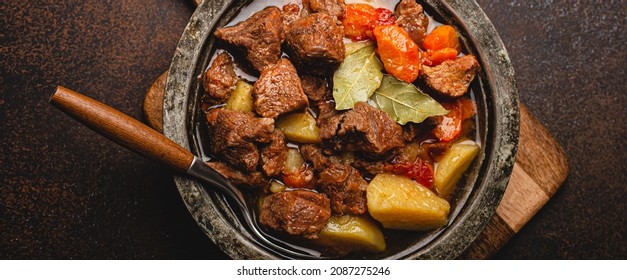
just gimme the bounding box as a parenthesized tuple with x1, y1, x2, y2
(458, 97, 477, 120)
(342, 4, 395, 41)
(373, 25, 420, 83)
(423, 25, 461, 52)
(425, 48, 459, 66)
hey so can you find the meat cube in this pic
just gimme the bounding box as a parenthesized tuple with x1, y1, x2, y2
(317, 163, 368, 215)
(281, 3, 301, 30)
(420, 55, 481, 97)
(350, 158, 393, 176)
(206, 108, 274, 171)
(318, 102, 404, 155)
(201, 52, 237, 104)
(253, 58, 309, 118)
(300, 144, 341, 171)
(349, 147, 407, 175)
(300, 75, 331, 102)
(260, 130, 287, 177)
(302, 0, 346, 22)
(299, 144, 367, 215)
(286, 13, 345, 75)
(394, 0, 430, 44)
(402, 119, 436, 142)
(214, 7, 284, 72)
(207, 161, 267, 189)
(315, 99, 339, 121)
(259, 190, 331, 239)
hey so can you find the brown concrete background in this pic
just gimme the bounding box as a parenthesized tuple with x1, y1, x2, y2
(1, 0, 624, 259)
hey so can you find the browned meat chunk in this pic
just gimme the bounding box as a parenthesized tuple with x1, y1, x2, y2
(422, 141, 454, 161)
(201, 52, 237, 104)
(299, 144, 366, 215)
(317, 163, 368, 215)
(207, 161, 267, 189)
(286, 13, 345, 75)
(318, 102, 404, 155)
(394, 0, 429, 44)
(259, 190, 331, 239)
(214, 7, 284, 72)
(253, 58, 309, 118)
(315, 100, 339, 120)
(260, 130, 287, 177)
(206, 108, 274, 171)
(352, 140, 453, 176)
(281, 3, 301, 30)
(300, 144, 341, 170)
(402, 120, 436, 142)
(300, 75, 331, 102)
(351, 158, 393, 175)
(302, 0, 346, 22)
(421, 55, 481, 97)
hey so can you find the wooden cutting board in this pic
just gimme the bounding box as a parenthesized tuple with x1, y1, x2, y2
(142, 72, 568, 259)
(461, 102, 568, 258)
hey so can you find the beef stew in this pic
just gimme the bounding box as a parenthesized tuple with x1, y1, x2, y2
(198, 0, 485, 257)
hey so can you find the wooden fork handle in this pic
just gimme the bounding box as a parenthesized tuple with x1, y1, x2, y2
(50, 86, 194, 173)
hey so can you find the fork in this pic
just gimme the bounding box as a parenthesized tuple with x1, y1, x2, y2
(49, 86, 323, 259)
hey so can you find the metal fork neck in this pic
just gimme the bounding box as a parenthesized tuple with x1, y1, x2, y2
(185, 157, 323, 259)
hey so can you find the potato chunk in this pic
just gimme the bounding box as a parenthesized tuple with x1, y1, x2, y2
(225, 80, 254, 112)
(367, 173, 450, 231)
(284, 148, 306, 174)
(434, 141, 480, 199)
(276, 111, 321, 144)
(316, 215, 386, 253)
(269, 180, 286, 193)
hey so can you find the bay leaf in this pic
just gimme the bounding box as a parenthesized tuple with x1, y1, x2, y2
(371, 75, 449, 125)
(345, 41, 374, 57)
(333, 45, 383, 110)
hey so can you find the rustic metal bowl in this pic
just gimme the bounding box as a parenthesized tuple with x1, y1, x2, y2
(163, 0, 519, 259)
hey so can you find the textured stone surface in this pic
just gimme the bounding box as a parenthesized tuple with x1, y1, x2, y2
(475, 0, 626, 260)
(1, 0, 624, 259)
(0, 0, 226, 259)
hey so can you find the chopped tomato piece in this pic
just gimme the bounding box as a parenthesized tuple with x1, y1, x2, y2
(375, 8, 395, 25)
(282, 165, 315, 189)
(433, 101, 462, 142)
(373, 25, 420, 83)
(424, 48, 459, 66)
(342, 4, 395, 41)
(392, 158, 435, 188)
(422, 25, 461, 52)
